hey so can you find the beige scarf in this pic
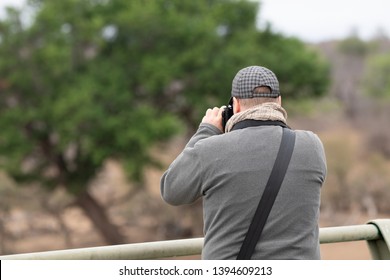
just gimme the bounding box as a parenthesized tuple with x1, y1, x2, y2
(225, 102, 288, 132)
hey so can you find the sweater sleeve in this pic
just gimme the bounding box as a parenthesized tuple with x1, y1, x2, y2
(160, 123, 222, 205)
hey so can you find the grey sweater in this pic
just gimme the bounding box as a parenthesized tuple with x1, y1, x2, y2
(160, 123, 326, 259)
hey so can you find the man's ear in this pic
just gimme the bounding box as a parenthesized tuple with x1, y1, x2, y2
(233, 97, 240, 114)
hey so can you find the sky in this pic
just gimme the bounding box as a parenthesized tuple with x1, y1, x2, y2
(258, 0, 390, 42)
(1, 0, 389, 43)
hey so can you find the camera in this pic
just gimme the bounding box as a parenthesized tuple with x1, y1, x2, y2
(222, 97, 233, 131)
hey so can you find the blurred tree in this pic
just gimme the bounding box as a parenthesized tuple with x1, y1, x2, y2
(338, 34, 369, 56)
(332, 34, 369, 118)
(360, 52, 390, 158)
(363, 53, 390, 100)
(0, 0, 329, 244)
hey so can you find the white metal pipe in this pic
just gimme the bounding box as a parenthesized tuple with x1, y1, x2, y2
(0, 224, 382, 260)
(0, 238, 204, 260)
(320, 224, 380, 244)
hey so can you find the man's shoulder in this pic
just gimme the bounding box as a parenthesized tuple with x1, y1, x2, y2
(294, 129, 325, 153)
(294, 129, 322, 141)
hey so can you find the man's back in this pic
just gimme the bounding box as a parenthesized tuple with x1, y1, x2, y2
(161, 123, 326, 259)
(200, 125, 325, 259)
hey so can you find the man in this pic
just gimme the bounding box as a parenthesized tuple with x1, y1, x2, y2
(160, 66, 327, 259)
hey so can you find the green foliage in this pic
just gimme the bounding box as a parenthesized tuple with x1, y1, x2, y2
(363, 53, 390, 100)
(338, 35, 369, 56)
(0, 0, 330, 195)
(284, 96, 342, 117)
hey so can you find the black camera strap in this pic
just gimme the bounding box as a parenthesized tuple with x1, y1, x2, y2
(236, 125, 296, 260)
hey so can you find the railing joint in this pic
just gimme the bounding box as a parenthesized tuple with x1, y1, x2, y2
(366, 219, 390, 260)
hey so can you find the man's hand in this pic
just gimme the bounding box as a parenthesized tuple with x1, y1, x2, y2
(201, 106, 225, 132)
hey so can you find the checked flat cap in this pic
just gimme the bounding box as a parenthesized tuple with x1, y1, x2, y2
(231, 66, 280, 98)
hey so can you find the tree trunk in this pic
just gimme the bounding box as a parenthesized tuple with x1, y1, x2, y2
(76, 191, 126, 245)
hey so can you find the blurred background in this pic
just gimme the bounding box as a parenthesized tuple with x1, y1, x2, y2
(0, 0, 389, 259)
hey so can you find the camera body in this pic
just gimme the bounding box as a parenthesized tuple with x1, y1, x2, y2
(222, 98, 234, 131)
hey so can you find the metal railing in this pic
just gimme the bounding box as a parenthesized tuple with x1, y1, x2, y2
(1, 219, 389, 260)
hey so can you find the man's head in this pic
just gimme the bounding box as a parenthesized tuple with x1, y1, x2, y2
(231, 66, 281, 112)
